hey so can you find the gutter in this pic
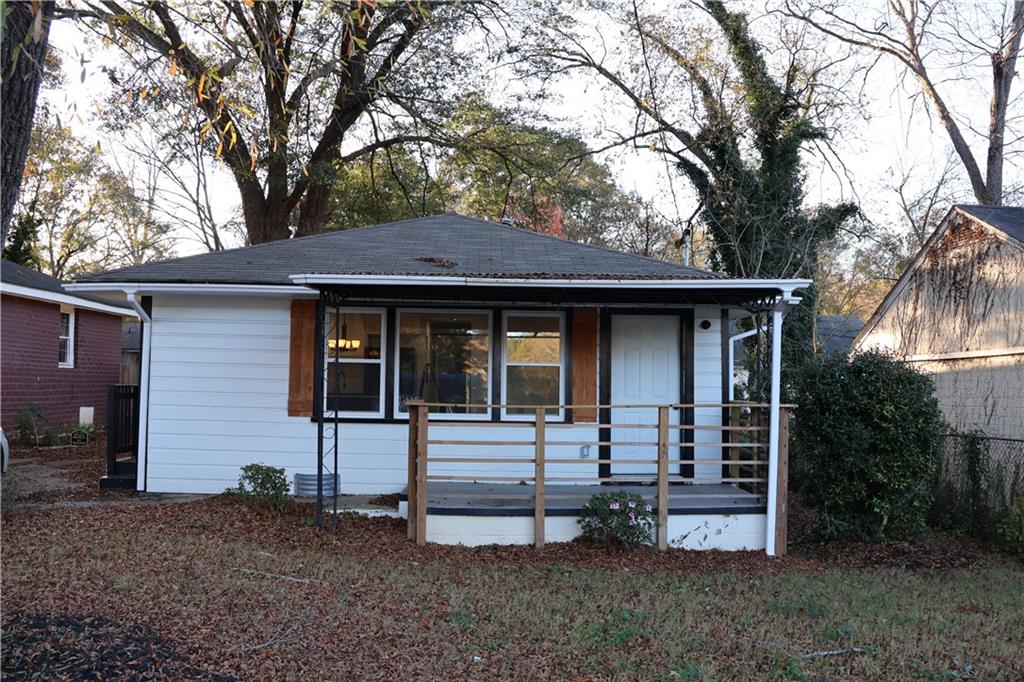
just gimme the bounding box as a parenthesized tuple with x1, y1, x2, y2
(126, 290, 151, 493)
(0, 282, 138, 317)
(289, 273, 813, 295)
(66, 282, 315, 296)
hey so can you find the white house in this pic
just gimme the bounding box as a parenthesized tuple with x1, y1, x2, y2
(70, 213, 807, 554)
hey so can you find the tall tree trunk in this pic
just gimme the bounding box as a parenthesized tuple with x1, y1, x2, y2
(1, 1, 55, 245)
(295, 181, 333, 237)
(985, 0, 1024, 206)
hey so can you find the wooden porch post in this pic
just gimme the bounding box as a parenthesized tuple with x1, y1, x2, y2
(415, 404, 429, 546)
(657, 405, 669, 551)
(407, 404, 419, 541)
(774, 406, 790, 557)
(534, 407, 546, 549)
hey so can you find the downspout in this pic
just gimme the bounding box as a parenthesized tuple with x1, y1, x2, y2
(126, 290, 151, 492)
(727, 322, 765, 402)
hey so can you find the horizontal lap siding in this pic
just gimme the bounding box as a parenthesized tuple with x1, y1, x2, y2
(146, 295, 318, 494)
(145, 295, 599, 494)
(692, 311, 724, 479)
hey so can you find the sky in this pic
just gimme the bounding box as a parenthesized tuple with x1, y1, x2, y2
(38, 1, 1021, 258)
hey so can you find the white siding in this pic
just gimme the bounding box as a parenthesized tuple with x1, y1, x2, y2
(692, 311, 724, 479)
(144, 295, 600, 494)
(145, 295, 317, 494)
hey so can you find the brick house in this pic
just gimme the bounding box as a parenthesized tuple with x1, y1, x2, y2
(1, 259, 135, 433)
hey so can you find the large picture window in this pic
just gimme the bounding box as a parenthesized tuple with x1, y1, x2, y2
(58, 307, 75, 368)
(396, 311, 490, 417)
(325, 309, 385, 417)
(502, 312, 564, 419)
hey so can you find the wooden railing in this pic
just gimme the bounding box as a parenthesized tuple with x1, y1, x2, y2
(406, 401, 791, 553)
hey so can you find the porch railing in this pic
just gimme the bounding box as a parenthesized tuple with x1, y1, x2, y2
(405, 401, 790, 553)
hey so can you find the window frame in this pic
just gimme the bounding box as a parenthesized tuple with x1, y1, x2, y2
(394, 308, 493, 421)
(323, 306, 387, 419)
(58, 306, 75, 368)
(500, 310, 566, 422)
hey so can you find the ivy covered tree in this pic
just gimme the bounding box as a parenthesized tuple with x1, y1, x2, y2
(527, 0, 860, 372)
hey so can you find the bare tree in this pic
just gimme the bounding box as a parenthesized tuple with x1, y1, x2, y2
(62, 0, 523, 244)
(785, 0, 1024, 205)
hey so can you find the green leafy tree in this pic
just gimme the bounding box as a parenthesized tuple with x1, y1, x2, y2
(2, 212, 42, 268)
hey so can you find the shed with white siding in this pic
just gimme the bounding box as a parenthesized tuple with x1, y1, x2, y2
(70, 213, 806, 554)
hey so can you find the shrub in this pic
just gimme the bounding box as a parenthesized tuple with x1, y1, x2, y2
(227, 463, 291, 512)
(997, 499, 1024, 561)
(791, 351, 945, 540)
(14, 406, 45, 444)
(578, 491, 656, 548)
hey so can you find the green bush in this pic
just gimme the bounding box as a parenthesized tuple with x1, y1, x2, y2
(997, 500, 1024, 561)
(227, 463, 291, 512)
(578, 491, 657, 548)
(791, 351, 945, 540)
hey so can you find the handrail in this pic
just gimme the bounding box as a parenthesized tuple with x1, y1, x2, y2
(406, 401, 790, 554)
(407, 400, 795, 409)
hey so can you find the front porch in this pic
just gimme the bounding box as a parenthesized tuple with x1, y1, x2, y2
(398, 400, 791, 553)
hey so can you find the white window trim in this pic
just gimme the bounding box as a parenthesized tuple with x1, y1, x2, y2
(58, 306, 75, 368)
(323, 307, 387, 419)
(394, 308, 493, 421)
(501, 311, 566, 422)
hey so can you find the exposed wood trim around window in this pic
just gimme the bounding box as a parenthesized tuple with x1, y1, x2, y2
(571, 308, 599, 422)
(288, 299, 316, 417)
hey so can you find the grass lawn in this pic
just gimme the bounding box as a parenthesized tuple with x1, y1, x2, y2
(2, 496, 1022, 680)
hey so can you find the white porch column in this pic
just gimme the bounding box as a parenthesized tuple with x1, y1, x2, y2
(765, 306, 783, 556)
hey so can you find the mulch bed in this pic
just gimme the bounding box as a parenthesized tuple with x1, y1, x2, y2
(1, 611, 233, 681)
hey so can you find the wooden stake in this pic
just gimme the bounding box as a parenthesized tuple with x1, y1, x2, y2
(534, 407, 546, 549)
(416, 407, 428, 546)
(406, 404, 418, 541)
(774, 406, 790, 557)
(657, 405, 669, 551)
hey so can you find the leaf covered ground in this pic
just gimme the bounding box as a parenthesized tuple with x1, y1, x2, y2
(2, 492, 1022, 681)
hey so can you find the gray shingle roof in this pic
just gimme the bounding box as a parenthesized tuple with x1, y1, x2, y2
(77, 213, 720, 285)
(958, 205, 1024, 244)
(2, 259, 132, 311)
(1, 259, 67, 294)
(816, 315, 863, 354)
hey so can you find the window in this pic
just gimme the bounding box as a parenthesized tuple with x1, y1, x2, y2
(325, 309, 385, 417)
(396, 311, 490, 417)
(58, 307, 75, 368)
(502, 312, 564, 419)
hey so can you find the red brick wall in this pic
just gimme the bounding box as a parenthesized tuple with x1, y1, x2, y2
(1, 294, 124, 432)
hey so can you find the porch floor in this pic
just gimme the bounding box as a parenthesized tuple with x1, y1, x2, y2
(405, 482, 766, 517)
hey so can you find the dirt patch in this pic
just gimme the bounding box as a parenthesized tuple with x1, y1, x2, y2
(1, 435, 134, 505)
(1, 610, 233, 681)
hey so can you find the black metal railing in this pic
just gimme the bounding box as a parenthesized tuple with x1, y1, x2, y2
(106, 384, 139, 476)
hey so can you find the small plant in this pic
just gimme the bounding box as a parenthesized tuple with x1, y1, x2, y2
(14, 406, 45, 445)
(578, 491, 656, 548)
(997, 500, 1024, 561)
(226, 463, 291, 512)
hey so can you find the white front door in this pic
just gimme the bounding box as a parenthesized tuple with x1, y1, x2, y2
(610, 315, 681, 476)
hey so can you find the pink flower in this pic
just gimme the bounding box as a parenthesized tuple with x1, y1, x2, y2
(628, 500, 636, 509)
(628, 512, 636, 525)
(609, 502, 620, 510)
(644, 504, 653, 513)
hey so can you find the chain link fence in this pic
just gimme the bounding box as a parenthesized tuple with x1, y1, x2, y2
(930, 433, 1024, 541)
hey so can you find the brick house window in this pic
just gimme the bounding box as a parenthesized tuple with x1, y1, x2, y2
(59, 306, 75, 368)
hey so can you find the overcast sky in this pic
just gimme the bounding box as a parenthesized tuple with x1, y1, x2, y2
(39, 1, 1020, 257)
